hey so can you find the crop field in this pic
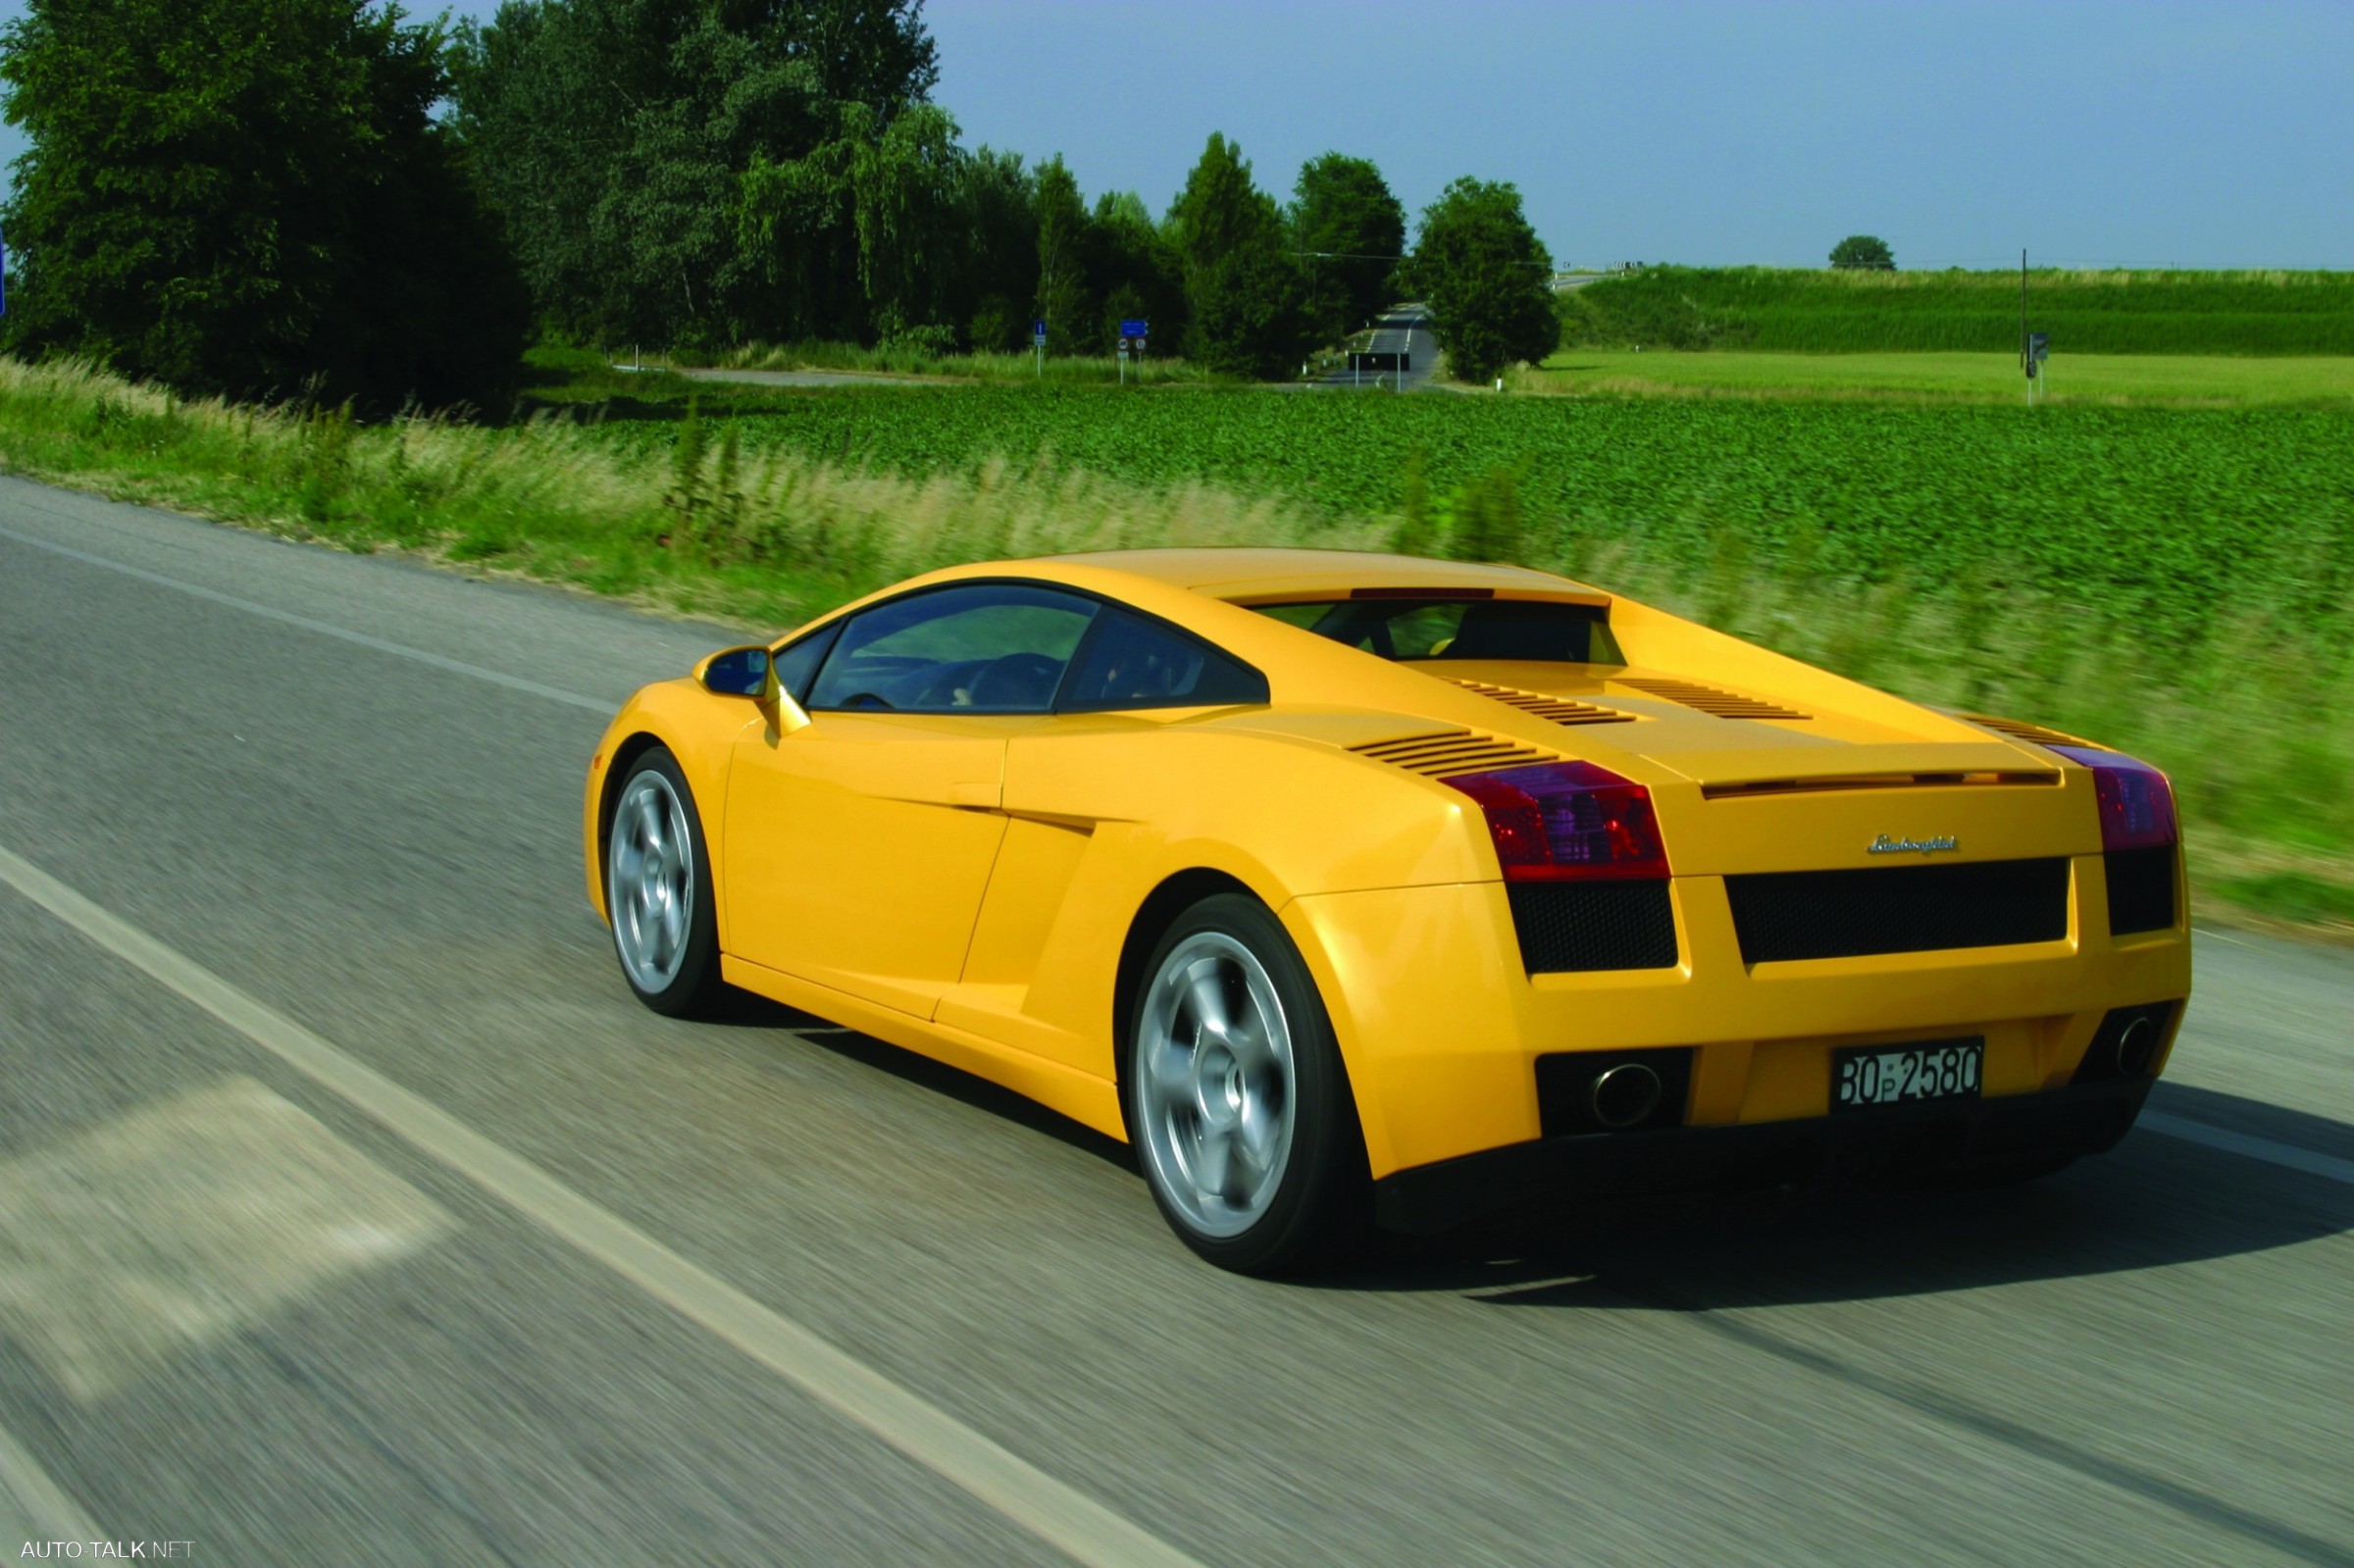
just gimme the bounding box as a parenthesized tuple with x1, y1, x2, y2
(3, 355, 2348, 927)
(1514, 350, 2354, 405)
(1557, 267, 2354, 355)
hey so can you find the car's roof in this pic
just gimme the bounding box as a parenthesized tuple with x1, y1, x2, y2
(1037, 547, 1605, 601)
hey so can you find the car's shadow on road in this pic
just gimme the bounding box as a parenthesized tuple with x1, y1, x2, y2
(1327, 1081, 2354, 1308)
(702, 986, 2350, 1308)
(701, 986, 1138, 1169)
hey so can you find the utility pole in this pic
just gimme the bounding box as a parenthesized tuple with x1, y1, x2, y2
(2021, 249, 2030, 407)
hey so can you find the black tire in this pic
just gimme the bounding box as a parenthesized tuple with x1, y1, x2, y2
(604, 747, 725, 1018)
(1125, 893, 1369, 1275)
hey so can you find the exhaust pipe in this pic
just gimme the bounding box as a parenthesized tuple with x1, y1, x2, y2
(2114, 1016, 2158, 1077)
(1590, 1062, 1664, 1130)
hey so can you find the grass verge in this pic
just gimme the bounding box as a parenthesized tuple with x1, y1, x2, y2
(1, 352, 2346, 934)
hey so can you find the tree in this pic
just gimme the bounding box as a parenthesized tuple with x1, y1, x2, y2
(1167, 133, 1305, 379)
(950, 147, 1036, 352)
(1829, 233, 1895, 271)
(1288, 152, 1405, 344)
(1031, 156, 1097, 353)
(1087, 191, 1185, 352)
(1, 0, 529, 411)
(452, 0, 941, 346)
(1401, 177, 1558, 383)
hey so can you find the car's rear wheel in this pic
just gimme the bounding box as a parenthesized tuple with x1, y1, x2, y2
(1127, 894, 1367, 1274)
(606, 748, 723, 1017)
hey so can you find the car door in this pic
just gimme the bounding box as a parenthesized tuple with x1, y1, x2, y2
(722, 581, 1100, 1019)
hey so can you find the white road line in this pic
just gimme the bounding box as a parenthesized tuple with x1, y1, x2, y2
(2139, 1111, 2354, 1186)
(0, 1414, 101, 1545)
(0, 843, 1202, 1568)
(0, 523, 612, 713)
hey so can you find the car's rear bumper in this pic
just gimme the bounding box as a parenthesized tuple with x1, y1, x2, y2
(1283, 864, 2192, 1181)
(1373, 1076, 2153, 1233)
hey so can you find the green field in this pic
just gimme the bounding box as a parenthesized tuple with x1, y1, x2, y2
(1516, 350, 2354, 405)
(3, 354, 2349, 929)
(1557, 267, 2354, 355)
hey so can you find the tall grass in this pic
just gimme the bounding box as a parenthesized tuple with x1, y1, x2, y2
(1, 354, 2345, 927)
(1560, 267, 2354, 355)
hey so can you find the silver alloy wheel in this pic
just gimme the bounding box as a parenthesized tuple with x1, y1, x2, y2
(609, 769, 694, 993)
(1134, 932, 1298, 1238)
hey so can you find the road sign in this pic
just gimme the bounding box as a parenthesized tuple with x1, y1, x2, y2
(1119, 318, 1149, 339)
(1032, 319, 1047, 346)
(2027, 331, 2049, 364)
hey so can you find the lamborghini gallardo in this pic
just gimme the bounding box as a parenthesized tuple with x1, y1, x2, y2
(586, 550, 2191, 1272)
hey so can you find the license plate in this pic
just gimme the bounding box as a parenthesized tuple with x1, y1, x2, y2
(1831, 1037, 1983, 1112)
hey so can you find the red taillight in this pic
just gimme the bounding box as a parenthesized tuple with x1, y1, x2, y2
(1446, 761, 1671, 881)
(2050, 745, 2177, 851)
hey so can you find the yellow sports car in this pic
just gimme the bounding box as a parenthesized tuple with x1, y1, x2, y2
(584, 549, 2190, 1272)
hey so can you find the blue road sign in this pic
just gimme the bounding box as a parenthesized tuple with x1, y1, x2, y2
(1119, 318, 1149, 338)
(2027, 331, 2050, 363)
(1032, 319, 1047, 345)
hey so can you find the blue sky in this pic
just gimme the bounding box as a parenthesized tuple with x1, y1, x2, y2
(3, 0, 2347, 269)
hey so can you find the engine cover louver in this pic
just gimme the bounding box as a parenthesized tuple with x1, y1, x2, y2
(1350, 730, 1558, 778)
(1447, 679, 1636, 727)
(1614, 678, 1807, 721)
(1959, 712, 2093, 748)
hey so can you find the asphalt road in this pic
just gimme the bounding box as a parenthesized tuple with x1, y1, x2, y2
(1, 475, 2349, 1566)
(1314, 307, 1441, 391)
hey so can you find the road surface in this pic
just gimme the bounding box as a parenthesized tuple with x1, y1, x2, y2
(1314, 307, 1441, 391)
(1, 476, 2348, 1566)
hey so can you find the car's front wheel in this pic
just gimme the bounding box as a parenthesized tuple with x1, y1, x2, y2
(606, 748, 723, 1017)
(1127, 894, 1367, 1274)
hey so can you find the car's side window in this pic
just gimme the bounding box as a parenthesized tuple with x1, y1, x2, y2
(1060, 608, 1269, 711)
(804, 582, 1100, 713)
(772, 621, 842, 704)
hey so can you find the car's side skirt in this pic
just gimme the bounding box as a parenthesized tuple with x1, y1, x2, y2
(719, 956, 1130, 1144)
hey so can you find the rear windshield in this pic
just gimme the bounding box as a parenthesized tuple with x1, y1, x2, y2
(1252, 598, 1623, 665)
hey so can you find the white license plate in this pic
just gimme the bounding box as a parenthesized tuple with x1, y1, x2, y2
(1832, 1037, 1983, 1112)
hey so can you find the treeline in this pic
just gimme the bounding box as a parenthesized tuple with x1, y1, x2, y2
(0, 0, 1564, 411)
(451, 0, 1483, 377)
(1560, 267, 2354, 355)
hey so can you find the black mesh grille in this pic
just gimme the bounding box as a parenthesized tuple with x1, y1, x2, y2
(1724, 857, 2070, 964)
(1508, 881, 1679, 973)
(2104, 846, 2178, 936)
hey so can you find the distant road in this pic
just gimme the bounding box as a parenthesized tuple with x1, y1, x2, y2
(1, 476, 2350, 1566)
(1312, 305, 1440, 391)
(670, 364, 938, 389)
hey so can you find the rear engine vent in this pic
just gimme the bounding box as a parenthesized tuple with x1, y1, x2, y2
(1960, 712, 2091, 748)
(1350, 729, 1556, 778)
(1447, 679, 1635, 727)
(1509, 882, 1680, 972)
(1616, 678, 1809, 722)
(1724, 857, 2070, 964)
(1536, 1047, 1694, 1137)
(2104, 845, 2178, 936)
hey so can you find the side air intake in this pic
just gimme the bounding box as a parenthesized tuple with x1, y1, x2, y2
(1447, 679, 1635, 727)
(1616, 678, 1808, 722)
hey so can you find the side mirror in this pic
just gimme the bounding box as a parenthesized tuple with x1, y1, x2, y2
(695, 646, 771, 697)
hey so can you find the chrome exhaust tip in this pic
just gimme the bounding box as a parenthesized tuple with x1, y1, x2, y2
(1590, 1062, 1664, 1130)
(2114, 1016, 2158, 1077)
